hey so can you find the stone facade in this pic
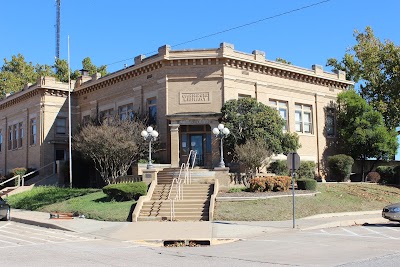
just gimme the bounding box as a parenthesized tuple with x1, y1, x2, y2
(0, 43, 353, 179)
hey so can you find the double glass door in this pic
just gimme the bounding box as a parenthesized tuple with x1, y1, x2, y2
(180, 125, 211, 167)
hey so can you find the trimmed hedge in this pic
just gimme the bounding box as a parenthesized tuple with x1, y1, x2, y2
(297, 179, 317, 191)
(376, 166, 394, 184)
(296, 161, 316, 180)
(103, 182, 147, 201)
(327, 154, 354, 182)
(268, 160, 289, 176)
(366, 171, 380, 183)
(249, 176, 291, 192)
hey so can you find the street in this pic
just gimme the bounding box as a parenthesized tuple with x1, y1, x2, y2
(1, 221, 400, 266)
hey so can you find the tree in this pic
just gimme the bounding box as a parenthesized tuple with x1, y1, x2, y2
(82, 57, 108, 77)
(1, 54, 108, 96)
(0, 54, 47, 96)
(275, 58, 292, 65)
(234, 139, 272, 180)
(327, 26, 400, 130)
(336, 90, 398, 181)
(221, 98, 300, 174)
(73, 118, 147, 184)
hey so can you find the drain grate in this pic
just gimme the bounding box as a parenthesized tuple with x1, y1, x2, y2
(163, 240, 210, 247)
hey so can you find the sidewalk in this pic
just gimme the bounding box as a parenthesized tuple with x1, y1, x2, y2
(10, 209, 388, 245)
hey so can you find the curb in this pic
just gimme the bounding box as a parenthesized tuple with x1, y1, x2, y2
(300, 217, 388, 231)
(12, 217, 74, 232)
(216, 192, 320, 202)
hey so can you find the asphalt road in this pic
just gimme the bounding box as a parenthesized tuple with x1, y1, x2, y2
(1, 221, 399, 266)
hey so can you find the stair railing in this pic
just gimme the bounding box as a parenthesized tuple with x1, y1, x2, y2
(21, 162, 56, 186)
(0, 175, 20, 188)
(168, 163, 186, 221)
(184, 150, 197, 184)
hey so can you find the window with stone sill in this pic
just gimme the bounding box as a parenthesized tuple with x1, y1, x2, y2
(269, 99, 288, 131)
(147, 98, 157, 125)
(118, 104, 134, 121)
(30, 118, 37, 145)
(99, 108, 114, 123)
(326, 108, 336, 137)
(56, 117, 67, 135)
(295, 104, 313, 134)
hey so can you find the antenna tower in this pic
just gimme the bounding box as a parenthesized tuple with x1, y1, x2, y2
(55, 0, 61, 59)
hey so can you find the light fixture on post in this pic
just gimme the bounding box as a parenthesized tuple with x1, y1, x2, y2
(212, 123, 230, 168)
(141, 126, 159, 169)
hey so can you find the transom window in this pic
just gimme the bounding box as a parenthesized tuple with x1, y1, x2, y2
(269, 100, 288, 131)
(295, 104, 313, 134)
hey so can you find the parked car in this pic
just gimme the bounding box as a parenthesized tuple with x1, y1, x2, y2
(0, 197, 10, 221)
(382, 203, 400, 222)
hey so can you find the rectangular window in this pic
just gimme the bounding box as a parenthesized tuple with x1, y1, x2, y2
(18, 122, 23, 148)
(56, 117, 67, 134)
(295, 104, 313, 134)
(269, 100, 288, 131)
(30, 118, 37, 145)
(100, 108, 114, 123)
(8, 126, 12, 150)
(118, 104, 134, 121)
(148, 98, 157, 125)
(326, 108, 335, 136)
(13, 125, 17, 149)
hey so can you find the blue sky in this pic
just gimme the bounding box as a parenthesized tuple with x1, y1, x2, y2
(1, 0, 400, 158)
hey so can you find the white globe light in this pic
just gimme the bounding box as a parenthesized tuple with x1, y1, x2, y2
(141, 130, 148, 137)
(218, 124, 225, 130)
(222, 128, 230, 135)
(212, 128, 220, 135)
(147, 126, 153, 133)
(151, 130, 159, 138)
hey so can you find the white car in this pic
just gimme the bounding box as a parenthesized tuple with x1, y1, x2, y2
(0, 197, 10, 221)
(382, 203, 400, 222)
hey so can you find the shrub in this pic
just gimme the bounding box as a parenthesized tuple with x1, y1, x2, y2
(297, 179, 317, 191)
(268, 160, 289, 176)
(103, 182, 147, 201)
(249, 176, 291, 192)
(376, 166, 394, 184)
(393, 166, 400, 184)
(366, 171, 381, 183)
(327, 154, 354, 182)
(296, 161, 316, 180)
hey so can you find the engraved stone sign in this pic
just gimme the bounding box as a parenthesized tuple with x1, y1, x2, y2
(180, 92, 211, 104)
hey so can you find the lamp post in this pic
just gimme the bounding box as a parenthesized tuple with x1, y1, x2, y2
(212, 123, 230, 168)
(141, 126, 159, 169)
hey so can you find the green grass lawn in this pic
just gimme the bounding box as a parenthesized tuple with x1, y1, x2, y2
(6, 186, 136, 222)
(214, 183, 400, 221)
(5, 183, 400, 222)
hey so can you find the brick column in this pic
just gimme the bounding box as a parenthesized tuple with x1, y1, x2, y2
(169, 124, 180, 167)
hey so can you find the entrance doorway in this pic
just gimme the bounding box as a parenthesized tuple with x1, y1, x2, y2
(180, 125, 211, 167)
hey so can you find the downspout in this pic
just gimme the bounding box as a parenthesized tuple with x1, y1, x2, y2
(315, 93, 321, 178)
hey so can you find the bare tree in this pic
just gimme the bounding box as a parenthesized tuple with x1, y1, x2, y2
(73, 118, 147, 184)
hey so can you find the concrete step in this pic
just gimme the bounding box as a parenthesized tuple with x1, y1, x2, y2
(137, 215, 208, 221)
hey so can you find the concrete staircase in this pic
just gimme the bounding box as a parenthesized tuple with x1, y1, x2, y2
(137, 168, 215, 221)
(0, 185, 34, 197)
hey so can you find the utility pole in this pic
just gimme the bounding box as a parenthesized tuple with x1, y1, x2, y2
(55, 0, 61, 59)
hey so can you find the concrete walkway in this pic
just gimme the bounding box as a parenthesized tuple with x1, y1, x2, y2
(10, 209, 388, 245)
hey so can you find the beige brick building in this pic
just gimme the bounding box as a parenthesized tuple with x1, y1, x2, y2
(0, 43, 353, 179)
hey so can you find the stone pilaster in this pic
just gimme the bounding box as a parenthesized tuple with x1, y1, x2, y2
(169, 124, 180, 167)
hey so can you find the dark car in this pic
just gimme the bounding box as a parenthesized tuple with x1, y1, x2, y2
(0, 197, 10, 221)
(382, 203, 400, 222)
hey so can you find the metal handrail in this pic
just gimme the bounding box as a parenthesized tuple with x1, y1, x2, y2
(0, 175, 20, 187)
(21, 162, 56, 186)
(184, 150, 197, 184)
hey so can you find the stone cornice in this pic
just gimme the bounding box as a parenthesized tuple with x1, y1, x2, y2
(223, 58, 352, 90)
(0, 89, 41, 111)
(73, 45, 353, 96)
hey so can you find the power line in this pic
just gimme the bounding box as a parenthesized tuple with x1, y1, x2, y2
(105, 0, 331, 68)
